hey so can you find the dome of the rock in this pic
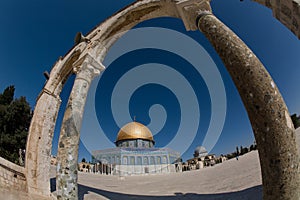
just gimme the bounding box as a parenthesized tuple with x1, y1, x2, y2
(92, 121, 181, 176)
(116, 122, 154, 143)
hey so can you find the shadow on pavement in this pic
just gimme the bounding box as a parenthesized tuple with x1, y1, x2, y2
(51, 178, 262, 200)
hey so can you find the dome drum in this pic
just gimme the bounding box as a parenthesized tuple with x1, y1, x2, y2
(115, 138, 154, 148)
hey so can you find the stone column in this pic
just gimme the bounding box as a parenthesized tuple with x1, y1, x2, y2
(56, 54, 104, 199)
(26, 89, 61, 196)
(197, 13, 300, 199)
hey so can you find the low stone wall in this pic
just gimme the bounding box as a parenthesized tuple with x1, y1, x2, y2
(296, 128, 300, 155)
(0, 157, 27, 192)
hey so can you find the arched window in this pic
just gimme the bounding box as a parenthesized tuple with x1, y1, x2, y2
(157, 156, 161, 164)
(163, 156, 167, 164)
(123, 156, 128, 165)
(143, 157, 149, 165)
(137, 156, 142, 165)
(130, 156, 135, 165)
(129, 141, 134, 147)
(150, 156, 155, 165)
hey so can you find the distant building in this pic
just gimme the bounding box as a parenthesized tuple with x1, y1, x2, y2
(78, 162, 94, 173)
(193, 146, 208, 158)
(183, 146, 225, 171)
(92, 121, 182, 176)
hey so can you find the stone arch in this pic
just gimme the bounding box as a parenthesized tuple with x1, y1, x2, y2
(25, 0, 300, 199)
(25, 0, 177, 196)
(252, 0, 300, 38)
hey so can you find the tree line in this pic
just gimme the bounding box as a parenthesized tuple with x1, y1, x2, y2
(0, 86, 32, 165)
(291, 113, 300, 129)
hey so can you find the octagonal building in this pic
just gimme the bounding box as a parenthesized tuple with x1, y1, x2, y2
(92, 121, 181, 176)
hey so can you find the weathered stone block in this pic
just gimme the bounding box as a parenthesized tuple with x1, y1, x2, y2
(292, 0, 300, 16)
(175, 0, 211, 31)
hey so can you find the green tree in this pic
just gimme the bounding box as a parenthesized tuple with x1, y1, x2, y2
(81, 158, 86, 163)
(0, 86, 32, 164)
(291, 114, 300, 129)
(0, 86, 14, 105)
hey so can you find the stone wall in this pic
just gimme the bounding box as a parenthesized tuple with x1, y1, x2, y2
(0, 157, 27, 192)
(296, 128, 300, 155)
(253, 0, 300, 38)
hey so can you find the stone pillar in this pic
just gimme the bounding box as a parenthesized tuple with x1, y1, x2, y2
(197, 13, 300, 199)
(26, 89, 61, 196)
(56, 54, 104, 200)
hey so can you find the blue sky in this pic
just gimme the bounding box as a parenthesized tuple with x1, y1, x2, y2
(0, 0, 299, 162)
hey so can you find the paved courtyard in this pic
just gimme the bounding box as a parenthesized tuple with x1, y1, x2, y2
(2, 127, 300, 200)
(69, 151, 262, 200)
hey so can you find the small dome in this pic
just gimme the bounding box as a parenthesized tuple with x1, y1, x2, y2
(194, 146, 208, 157)
(116, 122, 154, 142)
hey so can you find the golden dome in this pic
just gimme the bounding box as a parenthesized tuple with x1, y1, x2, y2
(116, 122, 154, 142)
